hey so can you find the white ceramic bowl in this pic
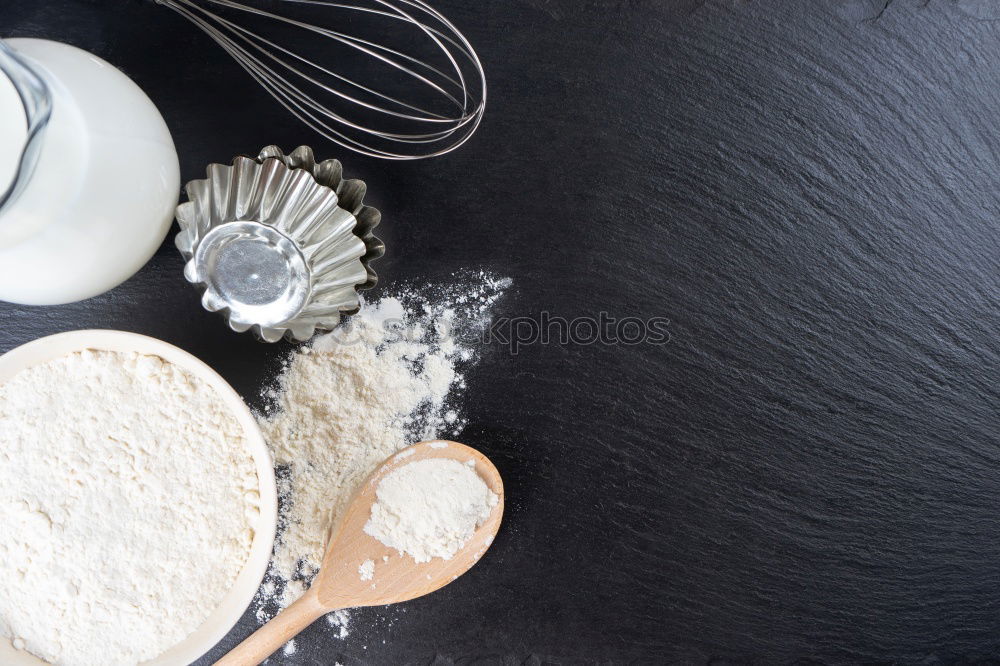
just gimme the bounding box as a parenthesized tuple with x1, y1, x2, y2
(0, 330, 278, 666)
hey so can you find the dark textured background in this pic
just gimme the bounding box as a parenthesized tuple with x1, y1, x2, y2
(4, 0, 1000, 663)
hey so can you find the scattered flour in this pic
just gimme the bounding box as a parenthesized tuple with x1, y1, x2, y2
(0, 350, 258, 665)
(253, 273, 509, 634)
(364, 458, 498, 563)
(278, 579, 307, 610)
(326, 609, 351, 639)
(359, 559, 375, 581)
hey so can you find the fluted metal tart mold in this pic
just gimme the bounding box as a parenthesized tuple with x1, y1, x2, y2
(175, 146, 384, 342)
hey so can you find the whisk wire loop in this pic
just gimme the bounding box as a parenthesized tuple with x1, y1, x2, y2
(155, 0, 486, 159)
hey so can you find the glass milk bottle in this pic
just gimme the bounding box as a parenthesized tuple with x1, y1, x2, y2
(0, 38, 179, 305)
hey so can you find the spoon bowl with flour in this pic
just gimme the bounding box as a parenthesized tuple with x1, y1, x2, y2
(215, 440, 504, 666)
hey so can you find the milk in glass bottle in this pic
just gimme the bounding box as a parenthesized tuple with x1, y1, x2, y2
(0, 38, 179, 305)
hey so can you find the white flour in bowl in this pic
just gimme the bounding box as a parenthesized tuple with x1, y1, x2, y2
(254, 273, 509, 627)
(0, 350, 258, 666)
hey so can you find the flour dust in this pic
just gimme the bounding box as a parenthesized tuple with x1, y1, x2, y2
(252, 272, 510, 638)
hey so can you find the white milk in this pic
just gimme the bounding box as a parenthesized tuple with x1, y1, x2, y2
(0, 39, 179, 305)
(0, 71, 27, 195)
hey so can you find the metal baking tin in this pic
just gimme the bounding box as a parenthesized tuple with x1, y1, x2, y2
(175, 146, 384, 342)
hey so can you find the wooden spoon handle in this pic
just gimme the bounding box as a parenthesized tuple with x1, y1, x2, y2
(214, 587, 330, 666)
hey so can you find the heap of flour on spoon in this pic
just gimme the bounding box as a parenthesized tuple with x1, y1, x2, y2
(255, 273, 509, 626)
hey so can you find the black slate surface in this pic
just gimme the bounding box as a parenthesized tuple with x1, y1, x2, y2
(4, 0, 1000, 663)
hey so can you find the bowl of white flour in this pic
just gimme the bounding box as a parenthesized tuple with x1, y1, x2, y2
(0, 330, 278, 666)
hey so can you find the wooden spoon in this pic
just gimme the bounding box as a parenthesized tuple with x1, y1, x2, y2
(214, 440, 504, 666)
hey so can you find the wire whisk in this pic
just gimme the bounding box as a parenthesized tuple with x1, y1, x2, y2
(155, 0, 486, 159)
